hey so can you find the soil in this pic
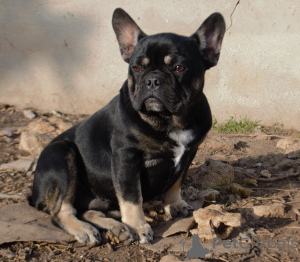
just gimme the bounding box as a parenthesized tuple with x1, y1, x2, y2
(0, 103, 299, 262)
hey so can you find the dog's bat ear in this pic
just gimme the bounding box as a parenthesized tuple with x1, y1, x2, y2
(192, 13, 226, 69)
(112, 8, 147, 63)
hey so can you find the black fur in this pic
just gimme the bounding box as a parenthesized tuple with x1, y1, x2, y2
(29, 8, 225, 243)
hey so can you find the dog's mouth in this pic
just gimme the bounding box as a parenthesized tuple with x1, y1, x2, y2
(144, 98, 164, 113)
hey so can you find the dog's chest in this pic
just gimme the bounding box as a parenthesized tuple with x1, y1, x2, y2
(168, 130, 194, 168)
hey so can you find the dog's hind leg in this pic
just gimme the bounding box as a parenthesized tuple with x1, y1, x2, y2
(56, 202, 101, 246)
(30, 140, 101, 246)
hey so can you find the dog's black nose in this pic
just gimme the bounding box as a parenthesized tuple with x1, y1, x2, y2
(145, 75, 164, 90)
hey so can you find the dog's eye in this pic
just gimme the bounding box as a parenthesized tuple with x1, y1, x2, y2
(132, 66, 142, 73)
(175, 65, 185, 72)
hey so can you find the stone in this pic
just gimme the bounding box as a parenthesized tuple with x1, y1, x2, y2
(287, 150, 300, 160)
(239, 203, 286, 219)
(193, 204, 244, 240)
(185, 186, 201, 201)
(56, 120, 73, 132)
(192, 159, 234, 189)
(278, 159, 298, 171)
(162, 217, 196, 238)
(153, 217, 195, 238)
(23, 110, 36, 119)
(0, 202, 74, 244)
(199, 189, 220, 202)
(276, 138, 300, 153)
(231, 183, 252, 197)
(19, 131, 53, 155)
(260, 170, 272, 178)
(26, 119, 56, 134)
(0, 128, 14, 137)
(52, 110, 62, 117)
(160, 255, 183, 262)
(0, 159, 34, 172)
(244, 178, 258, 187)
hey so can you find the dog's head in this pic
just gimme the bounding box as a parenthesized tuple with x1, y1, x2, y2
(112, 8, 225, 130)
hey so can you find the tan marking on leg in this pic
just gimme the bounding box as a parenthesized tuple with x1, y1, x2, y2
(163, 174, 193, 218)
(56, 202, 101, 246)
(116, 188, 153, 243)
(163, 176, 182, 207)
(119, 199, 147, 228)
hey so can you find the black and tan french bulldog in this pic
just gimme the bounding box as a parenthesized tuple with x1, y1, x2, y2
(29, 8, 225, 245)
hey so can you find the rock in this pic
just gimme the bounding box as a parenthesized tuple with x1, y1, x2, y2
(0, 128, 14, 137)
(23, 110, 36, 119)
(201, 136, 235, 151)
(227, 194, 237, 205)
(185, 187, 201, 201)
(19, 131, 53, 155)
(246, 169, 256, 176)
(160, 255, 183, 262)
(287, 150, 300, 160)
(278, 159, 298, 171)
(230, 183, 252, 198)
(254, 163, 262, 168)
(193, 204, 244, 240)
(55, 120, 73, 132)
(260, 170, 272, 178)
(276, 138, 300, 153)
(0, 202, 74, 244)
(47, 117, 73, 133)
(199, 189, 220, 202)
(244, 177, 258, 187)
(160, 217, 196, 238)
(236, 157, 257, 167)
(0, 159, 34, 172)
(193, 159, 234, 189)
(26, 119, 56, 134)
(52, 110, 62, 117)
(234, 141, 248, 150)
(239, 203, 286, 219)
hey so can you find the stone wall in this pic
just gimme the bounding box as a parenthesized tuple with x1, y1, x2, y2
(0, 0, 299, 129)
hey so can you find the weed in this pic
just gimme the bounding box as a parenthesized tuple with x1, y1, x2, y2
(214, 116, 260, 134)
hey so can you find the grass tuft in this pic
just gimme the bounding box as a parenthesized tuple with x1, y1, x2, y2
(213, 116, 260, 134)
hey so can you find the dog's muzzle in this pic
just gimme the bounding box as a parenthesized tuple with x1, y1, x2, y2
(144, 98, 164, 112)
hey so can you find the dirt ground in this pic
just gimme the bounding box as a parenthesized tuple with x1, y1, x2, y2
(0, 103, 299, 262)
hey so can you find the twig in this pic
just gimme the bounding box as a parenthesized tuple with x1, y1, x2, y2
(217, 257, 229, 262)
(262, 252, 280, 262)
(0, 193, 26, 200)
(292, 207, 300, 217)
(251, 188, 300, 192)
(234, 251, 255, 262)
(8, 142, 19, 147)
(243, 170, 300, 182)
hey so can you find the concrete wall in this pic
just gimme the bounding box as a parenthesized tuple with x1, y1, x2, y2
(0, 0, 299, 129)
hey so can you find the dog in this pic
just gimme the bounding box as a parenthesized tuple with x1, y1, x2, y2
(29, 8, 225, 246)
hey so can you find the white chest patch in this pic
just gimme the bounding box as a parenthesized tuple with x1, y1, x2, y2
(169, 130, 194, 167)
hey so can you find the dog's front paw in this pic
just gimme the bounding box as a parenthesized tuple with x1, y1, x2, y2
(136, 223, 154, 244)
(74, 222, 102, 247)
(164, 200, 194, 218)
(105, 219, 134, 245)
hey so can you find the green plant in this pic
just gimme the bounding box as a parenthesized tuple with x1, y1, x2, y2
(214, 116, 260, 134)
